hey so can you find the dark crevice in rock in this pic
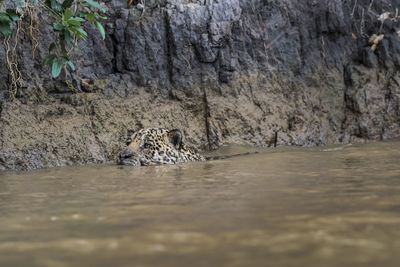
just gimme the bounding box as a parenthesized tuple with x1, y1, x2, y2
(110, 33, 122, 74)
(164, 9, 174, 86)
(203, 89, 211, 151)
(343, 64, 353, 87)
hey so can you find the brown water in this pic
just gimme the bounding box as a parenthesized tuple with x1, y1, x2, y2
(1, 141, 400, 267)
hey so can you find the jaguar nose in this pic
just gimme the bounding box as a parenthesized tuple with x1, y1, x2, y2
(119, 149, 134, 159)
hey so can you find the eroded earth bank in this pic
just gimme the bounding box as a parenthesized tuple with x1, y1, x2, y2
(1, 0, 400, 170)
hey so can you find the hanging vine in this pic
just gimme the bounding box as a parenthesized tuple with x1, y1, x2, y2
(2, 7, 23, 99)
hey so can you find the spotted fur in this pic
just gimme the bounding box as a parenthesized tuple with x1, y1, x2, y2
(118, 128, 205, 166)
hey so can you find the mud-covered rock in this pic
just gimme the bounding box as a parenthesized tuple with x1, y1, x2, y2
(1, 0, 400, 170)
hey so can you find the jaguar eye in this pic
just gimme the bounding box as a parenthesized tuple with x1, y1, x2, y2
(143, 143, 152, 149)
(125, 139, 132, 146)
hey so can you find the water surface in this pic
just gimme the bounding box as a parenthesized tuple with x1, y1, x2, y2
(1, 141, 400, 267)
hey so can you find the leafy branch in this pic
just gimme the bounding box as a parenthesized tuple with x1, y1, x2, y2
(42, 0, 107, 77)
(0, 0, 107, 84)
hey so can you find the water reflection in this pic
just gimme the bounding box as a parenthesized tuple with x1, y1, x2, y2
(0, 141, 400, 266)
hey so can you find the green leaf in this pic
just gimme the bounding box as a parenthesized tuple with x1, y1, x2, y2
(0, 22, 12, 36)
(71, 26, 87, 39)
(64, 30, 71, 44)
(67, 17, 85, 26)
(84, 0, 105, 12)
(64, 8, 72, 20)
(97, 14, 107, 20)
(53, 22, 64, 31)
(61, 0, 74, 9)
(45, 0, 62, 12)
(71, 17, 85, 22)
(15, 0, 25, 12)
(6, 9, 19, 21)
(79, 11, 89, 17)
(52, 59, 63, 78)
(0, 13, 11, 23)
(67, 61, 75, 71)
(51, 0, 62, 11)
(95, 21, 105, 40)
(47, 10, 58, 18)
(67, 19, 81, 26)
(76, 27, 88, 37)
(43, 54, 57, 66)
(87, 13, 96, 22)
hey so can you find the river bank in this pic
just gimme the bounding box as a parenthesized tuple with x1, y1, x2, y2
(1, 0, 400, 170)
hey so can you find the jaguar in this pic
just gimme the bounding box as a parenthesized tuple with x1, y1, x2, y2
(118, 128, 205, 166)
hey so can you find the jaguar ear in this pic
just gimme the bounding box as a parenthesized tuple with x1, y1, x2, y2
(168, 129, 183, 150)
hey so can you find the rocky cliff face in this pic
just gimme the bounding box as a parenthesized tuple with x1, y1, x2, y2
(1, 0, 400, 170)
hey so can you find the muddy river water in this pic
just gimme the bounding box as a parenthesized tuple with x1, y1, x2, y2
(1, 141, 400, 267)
